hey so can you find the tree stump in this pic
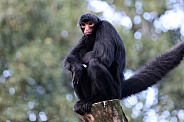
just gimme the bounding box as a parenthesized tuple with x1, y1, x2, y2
(76, 99, 128, 122)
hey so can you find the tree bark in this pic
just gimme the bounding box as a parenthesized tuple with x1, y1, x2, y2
(76, 99, 128, 122)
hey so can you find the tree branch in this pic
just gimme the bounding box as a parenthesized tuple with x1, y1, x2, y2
(76, 99, 128, 122)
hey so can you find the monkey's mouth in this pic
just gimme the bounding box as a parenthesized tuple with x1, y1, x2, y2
(85, 31, 91, 35)
(85, 33, 92, 36)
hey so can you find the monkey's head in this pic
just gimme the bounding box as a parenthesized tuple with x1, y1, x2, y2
(78, 13, 101, 36)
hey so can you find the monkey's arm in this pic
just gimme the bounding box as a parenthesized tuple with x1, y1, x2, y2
(121, 42, 184, 98)
(64, 37, 85, 71)
(64, 37, 87, 84)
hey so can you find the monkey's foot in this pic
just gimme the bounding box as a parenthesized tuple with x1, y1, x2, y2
(74, 100, 92, 115)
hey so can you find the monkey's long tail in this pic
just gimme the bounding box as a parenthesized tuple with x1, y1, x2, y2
(121, 42, 184, 99)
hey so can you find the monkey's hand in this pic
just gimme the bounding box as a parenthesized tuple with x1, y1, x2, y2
(71, 63, 83, 85)
(74, 100, 92, 115)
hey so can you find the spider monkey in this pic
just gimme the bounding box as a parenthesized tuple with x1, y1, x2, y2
(64, 13, 184, 115)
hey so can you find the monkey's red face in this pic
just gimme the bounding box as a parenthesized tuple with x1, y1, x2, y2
(81, 21, 94, 36)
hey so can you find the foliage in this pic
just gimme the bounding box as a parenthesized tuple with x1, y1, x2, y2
(0, 0, 87, 121)
(113, 0, 184, 121)
(0, 0, 184, 121)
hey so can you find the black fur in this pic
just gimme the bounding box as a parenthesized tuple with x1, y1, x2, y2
(64, 13, 184, 115)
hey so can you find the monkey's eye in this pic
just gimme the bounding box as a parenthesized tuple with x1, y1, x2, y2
(81, 22, 86, 29)
(88, 21, 94, 27)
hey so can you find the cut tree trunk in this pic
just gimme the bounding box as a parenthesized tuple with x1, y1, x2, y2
(76, 99, 128, 122)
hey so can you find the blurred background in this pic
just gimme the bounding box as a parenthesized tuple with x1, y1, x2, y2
(0, 0, 184, 121)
